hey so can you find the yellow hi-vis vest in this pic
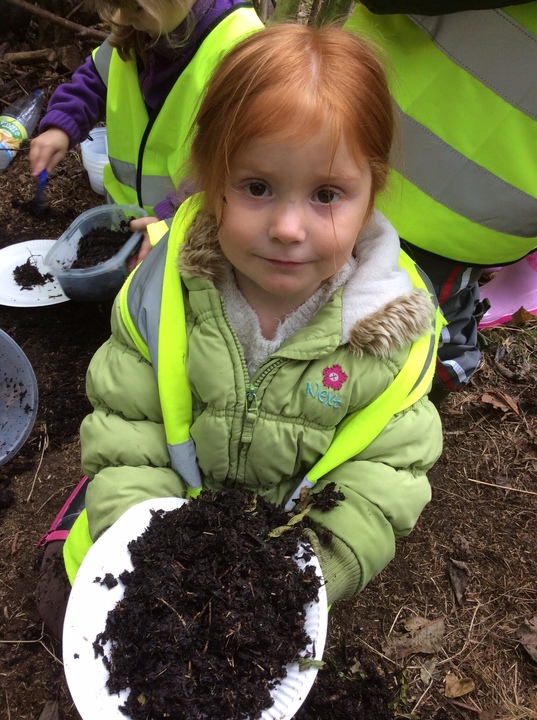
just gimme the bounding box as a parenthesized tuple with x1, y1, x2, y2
(63, 197, 443, 583)
(346, 4, 537, 265)
(91, 5, 263, 214)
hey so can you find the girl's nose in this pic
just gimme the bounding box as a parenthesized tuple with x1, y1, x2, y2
(269, 202, 306, 244)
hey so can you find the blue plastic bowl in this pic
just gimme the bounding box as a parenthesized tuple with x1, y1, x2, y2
(0, 329, 38, 466)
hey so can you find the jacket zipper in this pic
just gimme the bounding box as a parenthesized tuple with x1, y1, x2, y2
(241, 359, 286, 446)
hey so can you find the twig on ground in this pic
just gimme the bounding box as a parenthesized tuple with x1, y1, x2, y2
(387, 603, 411, 637)
(66, 1, 85, 20)
(35, 482, 78, 515)
(4, 0, 108, 41)
(512, 661, 519, 707)
(26, 425, 48, 503)
(437, 602, 482, 667)
(411, 676, 435, 715)
(356, 636, 397, 666)
(0, 69, 40, 98)
(10, 531, 20, 555)
(467, 477, 537, 496)
(0, 627, 62, 664)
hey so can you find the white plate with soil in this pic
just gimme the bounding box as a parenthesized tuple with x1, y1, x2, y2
(0, 240, 69, 307)
(63, 496, 328, 720)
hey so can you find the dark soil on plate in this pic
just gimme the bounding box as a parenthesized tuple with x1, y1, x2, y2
(11, 210, 132, 284)
(13, 257, 54, 289)
(93, 488, 322, 720)
(1, 12, 537, 720)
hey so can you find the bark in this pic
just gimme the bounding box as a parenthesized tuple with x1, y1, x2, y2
(268, 0, 303, 23)
(314, 0, 355, 25)
(3, 49, 56, 64)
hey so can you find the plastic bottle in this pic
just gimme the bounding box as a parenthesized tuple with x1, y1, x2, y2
(0, 89, 44, 172)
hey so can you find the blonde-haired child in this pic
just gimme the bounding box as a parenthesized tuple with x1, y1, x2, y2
(29, 0, 263, 218)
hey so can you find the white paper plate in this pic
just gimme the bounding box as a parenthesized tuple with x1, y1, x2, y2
(0, 240, 69, 307)
(63, 497, 328, 720)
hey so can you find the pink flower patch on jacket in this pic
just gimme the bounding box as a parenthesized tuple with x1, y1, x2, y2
(322, 364, 348, 391)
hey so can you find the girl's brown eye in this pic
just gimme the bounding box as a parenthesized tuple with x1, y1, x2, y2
(314, 188, 337, 204)
(245, 182, 269, 198)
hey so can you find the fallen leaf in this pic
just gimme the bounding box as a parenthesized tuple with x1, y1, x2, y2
(38, 701, 59, 720)
(348, 658, 365, 675)
(481, 391, 520, 415)
(447, 557, 472, 605)
(297, 658, 326, 671)
(384, 616, 445, 659)
(514, 616, 537, 662)
(452, 532, 471, 561)
(444, 671, 475, 698)
(493, 361, 517, 381)
(510, 306, 535, 326)
(419, 657, 437, 684)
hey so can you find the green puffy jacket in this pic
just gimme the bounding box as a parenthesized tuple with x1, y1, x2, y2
(78, 204, 443, 604)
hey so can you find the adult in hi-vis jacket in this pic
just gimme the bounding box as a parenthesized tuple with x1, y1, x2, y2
(346, 2, 537, 396)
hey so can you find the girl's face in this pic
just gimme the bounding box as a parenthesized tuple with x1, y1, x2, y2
(217, 125, 373, 321)
(114, 0, 191, 36)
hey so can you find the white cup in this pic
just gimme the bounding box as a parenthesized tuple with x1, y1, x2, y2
(80, 127, 108, 196)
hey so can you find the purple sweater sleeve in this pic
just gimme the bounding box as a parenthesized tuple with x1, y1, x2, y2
(39, 54, 106, 149)
(153, 179, 198, 220)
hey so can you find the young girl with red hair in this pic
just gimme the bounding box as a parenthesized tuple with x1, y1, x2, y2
(38, 23, 443, 640)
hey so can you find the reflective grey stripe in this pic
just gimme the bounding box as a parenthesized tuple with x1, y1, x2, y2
(108, 157, 174, 207)
(169, 440, 202, 490)
(92, 37, 113, 87)
(409, 11, 537, 119)
(443, 358, 467, 385)
(109, 157, 136, 188)
(127, 238, 167, 372)
(393, 108, 537, 238)
(127, 238, 203, 491)
(408, 266, 440, 394)
(140, 175, 176, 207)
(407, 324, 436, 396)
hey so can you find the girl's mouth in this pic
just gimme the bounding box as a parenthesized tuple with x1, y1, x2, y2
(265, 258, 305, 268)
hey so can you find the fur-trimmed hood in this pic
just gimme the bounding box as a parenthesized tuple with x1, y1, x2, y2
(343, 211, 436, 358)
(179, 207, 436, 359)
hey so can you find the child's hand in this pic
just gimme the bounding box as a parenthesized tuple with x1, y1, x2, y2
(29, 128, 70, 176)
(127, 216, 158, 272)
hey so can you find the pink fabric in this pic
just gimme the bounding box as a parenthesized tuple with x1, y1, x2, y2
(37, 476, 89, 547)
(479, 253, 537, 328)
